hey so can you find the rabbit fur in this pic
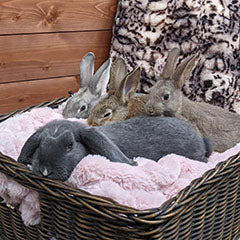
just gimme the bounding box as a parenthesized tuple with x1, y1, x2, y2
(87, 58, 149, 126)
(145, 47, 240, 152)
(62, 52, 112, 119)
(18, 116, 212, 180)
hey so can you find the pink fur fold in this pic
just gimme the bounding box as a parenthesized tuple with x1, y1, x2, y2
(19, 191, 40, 226)
(0, 104, 239, 226)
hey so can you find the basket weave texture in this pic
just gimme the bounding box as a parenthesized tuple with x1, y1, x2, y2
(0, 98, 240, 240)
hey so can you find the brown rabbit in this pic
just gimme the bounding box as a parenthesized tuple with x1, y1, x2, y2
(145, 47, 240, 152)
(87, 58, 149, 126)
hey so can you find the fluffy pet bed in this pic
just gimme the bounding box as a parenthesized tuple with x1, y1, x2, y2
(0, 103, 240, 226)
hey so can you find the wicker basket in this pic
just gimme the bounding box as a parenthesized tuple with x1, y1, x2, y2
(0, 98, 240, 240)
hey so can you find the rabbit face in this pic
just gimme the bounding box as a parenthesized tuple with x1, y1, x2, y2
(145, 80, 182, 117)
(145, 47, 198, 118)
(31, 130, 88, 180)
(62, 52, 111, 119)
(63, 88, 100, 119)
(87, 65, 142, 126)
(87, 95, 128, 126)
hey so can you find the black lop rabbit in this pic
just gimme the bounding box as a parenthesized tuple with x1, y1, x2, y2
(18, 116, 212, 181)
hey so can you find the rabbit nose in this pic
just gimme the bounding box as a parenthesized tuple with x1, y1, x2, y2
(147, 107, 155, 115)
(40, 167, 52, 177)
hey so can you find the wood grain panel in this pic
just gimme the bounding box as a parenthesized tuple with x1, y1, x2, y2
(0, 0, 117, 34)
(0, 76, 80, 114)
(0, 30, 112, 83)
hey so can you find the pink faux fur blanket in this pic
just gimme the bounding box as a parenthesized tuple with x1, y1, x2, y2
(0, 103, 239, 226)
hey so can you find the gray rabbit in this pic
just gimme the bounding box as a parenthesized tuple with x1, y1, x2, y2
(88, 58, 150, 126)
(145, 47, 240, 152)
(62, 52, 112, 119)
(18, 116, 212, 181)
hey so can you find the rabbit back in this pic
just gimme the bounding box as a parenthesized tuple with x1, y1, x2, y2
(180, 98, 240, 152)
(100, 116, 212, 162)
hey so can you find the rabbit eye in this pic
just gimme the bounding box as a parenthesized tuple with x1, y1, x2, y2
(80, 105, 86, 112)
(66, 143, 73, 152)
(163, 94, 169, 101)
(103, 112, 111, 118)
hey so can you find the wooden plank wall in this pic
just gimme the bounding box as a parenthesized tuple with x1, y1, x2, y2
(0, 0, 117, 114)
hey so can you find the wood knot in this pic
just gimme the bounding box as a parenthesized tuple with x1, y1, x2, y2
(42, 65, 50, 71)
(12, 14, 21, 21)
(44, 6, 61, 25)
(0, 62, 6, 68)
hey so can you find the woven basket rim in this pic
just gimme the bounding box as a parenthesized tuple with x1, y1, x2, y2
(0, 97, 240, 224)
(0, 96, 68, 122)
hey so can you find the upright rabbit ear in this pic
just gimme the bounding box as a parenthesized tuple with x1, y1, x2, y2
(161, 48, 180, 80)
(108, 58, 128, 92)
(80, 52, 95, 88)
(172, 53, 200, 88)
(76, 127, 136, 165)
(88, 58, 112, 95)
(118, 66, 141, 103)
(18, 130, 43, 164)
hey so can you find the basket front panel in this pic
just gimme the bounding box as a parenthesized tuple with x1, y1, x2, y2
(39, 194, 165, 240)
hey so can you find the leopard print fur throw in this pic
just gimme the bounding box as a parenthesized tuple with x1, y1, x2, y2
(110, 0, 240, 113)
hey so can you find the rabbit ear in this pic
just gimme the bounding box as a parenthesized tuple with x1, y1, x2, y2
(77, 127, 135, 165)
(172, 53, 199, 88)
(161, 48, 180, 80)
(18, 130, 43, 164)
(108, 58, 128, 92)
(80, 52, 95, 88)
(88, 58, 112, 95)
(118, 66, 141, 102)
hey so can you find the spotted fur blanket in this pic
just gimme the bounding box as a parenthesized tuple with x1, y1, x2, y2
(110, 0, 240, 113)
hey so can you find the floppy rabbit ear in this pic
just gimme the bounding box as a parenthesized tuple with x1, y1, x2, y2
(172, 53, 200, 88)
(108, 58, 128, 92)
(88, 58, 112, 95)
(161, 47, 180, 80)
(17, 130, 43, 164)
(76, 127, 136, 165)
(80, 52, 95, 88)
(118, 66, 141, 103)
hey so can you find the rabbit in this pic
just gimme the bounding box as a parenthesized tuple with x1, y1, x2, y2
(62, 52, 112, 119)
(87, 57, 149, 126)
(18, 116, 212, 181)
(145, 47, 240, 152)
